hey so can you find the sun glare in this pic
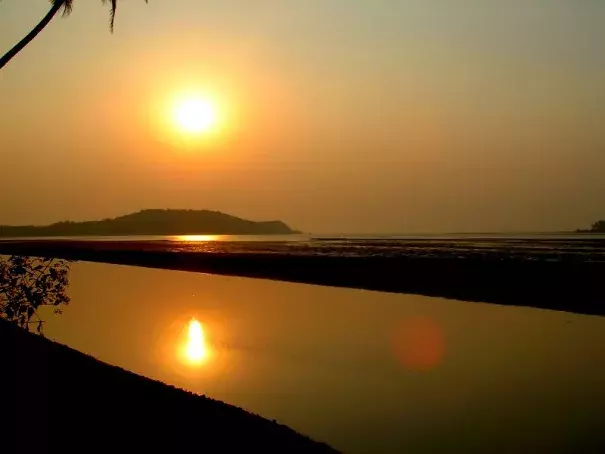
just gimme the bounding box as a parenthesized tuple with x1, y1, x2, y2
(172, 235, 223, 242)
(173, 97, 217, 134)
(184, 318, 208, 364)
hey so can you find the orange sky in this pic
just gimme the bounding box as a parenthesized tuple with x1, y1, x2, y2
(1, 1, 604, 233)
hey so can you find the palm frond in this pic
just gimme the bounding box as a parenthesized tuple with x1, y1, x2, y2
(50, 0, 74, 17)
(102, 0, 148, 33)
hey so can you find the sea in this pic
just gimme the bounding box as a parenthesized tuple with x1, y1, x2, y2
(5, 232, 605, 242)
(3, 233, 605, 453)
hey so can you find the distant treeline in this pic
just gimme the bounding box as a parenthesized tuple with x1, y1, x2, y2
(577, 220, 605, 233)
(0, 209, 297, 237)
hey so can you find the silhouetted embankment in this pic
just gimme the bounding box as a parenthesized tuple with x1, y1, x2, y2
(0, 238, 604, 316)
(0, 317, 338, 453)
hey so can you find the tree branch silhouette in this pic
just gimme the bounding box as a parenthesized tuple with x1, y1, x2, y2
(0, 256, 71, 335)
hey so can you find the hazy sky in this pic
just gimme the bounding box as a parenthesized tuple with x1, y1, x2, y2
(1, 0, 604, 233)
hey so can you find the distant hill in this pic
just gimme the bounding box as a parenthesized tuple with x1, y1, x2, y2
(576, 220, 605, 233)
(0, 209, 298, 237)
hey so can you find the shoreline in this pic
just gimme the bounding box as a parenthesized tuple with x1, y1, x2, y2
(1, 239, 604, 316)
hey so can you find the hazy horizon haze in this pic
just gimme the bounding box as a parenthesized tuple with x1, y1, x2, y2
(1, 0, 604, 233)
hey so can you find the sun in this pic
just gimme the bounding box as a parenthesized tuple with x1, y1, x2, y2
(173, 97, 217, 134)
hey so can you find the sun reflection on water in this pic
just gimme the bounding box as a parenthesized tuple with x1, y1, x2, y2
(184, 318, 207, 363)
(155, 314, 230, 385)
(172, 235, 225, 242)
(177, 318, 213, 367)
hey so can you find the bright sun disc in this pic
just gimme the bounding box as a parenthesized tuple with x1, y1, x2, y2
(173, 98, 217, 134)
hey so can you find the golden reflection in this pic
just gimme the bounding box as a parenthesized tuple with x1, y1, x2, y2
(156, 314, 228, 381)
(172, 234, 224, 242)
(178, 318, 212, 367)
(185, 318, 207, 363)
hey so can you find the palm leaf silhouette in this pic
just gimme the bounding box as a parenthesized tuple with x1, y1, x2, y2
(1, 0, 149, 70)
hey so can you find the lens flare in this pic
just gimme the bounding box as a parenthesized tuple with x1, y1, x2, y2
(392, 316, 445, 372)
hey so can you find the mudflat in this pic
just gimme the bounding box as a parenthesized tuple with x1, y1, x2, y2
(1, 238, 604, 316)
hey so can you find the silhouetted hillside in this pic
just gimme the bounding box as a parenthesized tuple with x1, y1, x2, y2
(0, 209, 297, 237)
(577, 220, 605, 233)
(0, 318, 337, 453)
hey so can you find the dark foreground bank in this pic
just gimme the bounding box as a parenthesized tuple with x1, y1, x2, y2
(1, 238, 604, 316)
(0, 318, 338, 454)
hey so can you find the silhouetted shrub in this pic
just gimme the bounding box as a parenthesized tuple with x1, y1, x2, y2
(0, 256, 71, 334)
(591, 221, 605, 232)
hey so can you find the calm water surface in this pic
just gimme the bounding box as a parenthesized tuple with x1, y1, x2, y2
(6, 232, 605, 242)
(43, 261, 605, 453)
